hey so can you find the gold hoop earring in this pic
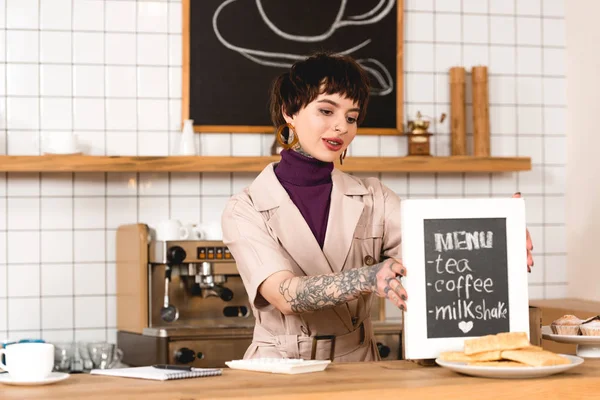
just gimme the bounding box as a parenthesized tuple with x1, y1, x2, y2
(276, 123, 299, 150)
(340, 149, 347, 165)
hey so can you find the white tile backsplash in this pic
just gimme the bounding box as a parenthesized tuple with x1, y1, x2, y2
(8, 173, 40, 196)
(106, 0, 137, 32)
(170, 197, 201, 225)
(435, 0, 461, 13)
(73, 66, 105, 98)
(40, 31, 72, 64)
(138, 2, 168, 33)
(517, 17, 542, 45)
(74, 230, 105, 262)
(40, 0, 72, 30)
(490, 16, 515, 44)
(7, 30, 38, 62)
(517, 47, 542, 75)
(42, 297, 74, 330)
(41, 264, 73, 296)
(543, 0, 565, 17)
(0, 265, 6, 298)
(8, 264, 40, 297)
(489, 46, 516, 74)
(7, 97, 39, 130)
(74, 263, 106, 295)
(7, 0, 38, 29)
(517, 77, 543, 105)
(138, 196, 169, 228)
(105, 33, 136, 65)
(41, 230, 73, 263)
(543, 18, 565, 46)
(106, 197, 137, 229)
(517, 0, 542, 16)
(75, 296, 106, 328)
(73, 0, 105, 31)
(74, 98, 106, 130)
(8, 231, 40, 264)
(405, 12, 433, 42)
(9, 298, 40, 331)
(73, 32, 104, 64)
(106, 99, 137, 130)
(436, 14, 461, 43)
(41, 65, 72, 97)
(74, 197, 106, 229)
(463, 0, 487, 13)
(138, 66, 169, 98)
(137, 34, 169, 65)
(7, 64, 39, 97)
(0, 0, 567, 339)
(462, 15, 488, 44)
(8, 198, 40, 230)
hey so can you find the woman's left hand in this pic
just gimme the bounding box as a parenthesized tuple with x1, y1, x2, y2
(513, 192, 534, 272)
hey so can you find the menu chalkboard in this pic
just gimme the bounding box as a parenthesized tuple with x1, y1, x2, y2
(424, 218, 509, 338)
(401, 198, 529, 360)
(182, 0, 404, 135)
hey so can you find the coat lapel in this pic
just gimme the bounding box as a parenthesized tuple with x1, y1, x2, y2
(323, 170, 368, 273)
(249, 164, 333, 277)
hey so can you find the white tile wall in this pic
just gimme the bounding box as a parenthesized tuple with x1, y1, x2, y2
(0, 0, 566, 338)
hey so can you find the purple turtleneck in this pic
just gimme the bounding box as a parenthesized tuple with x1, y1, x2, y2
(274, 149, 334, 249)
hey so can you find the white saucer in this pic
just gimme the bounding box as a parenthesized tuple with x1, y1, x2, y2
(542, 325, 600, 358)
(435, 354, 583, 379)
(0, 372, 70, 386)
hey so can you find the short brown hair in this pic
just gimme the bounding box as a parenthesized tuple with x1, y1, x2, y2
(269, 52, 371, 128)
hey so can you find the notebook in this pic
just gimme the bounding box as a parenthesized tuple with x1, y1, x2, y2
(90, 366, 222, 381)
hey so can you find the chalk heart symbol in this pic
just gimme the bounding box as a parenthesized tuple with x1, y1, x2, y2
(458, 321, 473, 334)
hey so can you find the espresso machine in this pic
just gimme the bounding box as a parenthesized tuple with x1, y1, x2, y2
(116, 223, 403, 368)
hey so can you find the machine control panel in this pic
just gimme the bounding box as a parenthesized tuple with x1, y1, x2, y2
(149, 240, 235, 264)
(197, 246, 232, 260)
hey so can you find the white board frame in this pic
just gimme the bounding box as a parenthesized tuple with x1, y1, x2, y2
(401, 198, 529, 360)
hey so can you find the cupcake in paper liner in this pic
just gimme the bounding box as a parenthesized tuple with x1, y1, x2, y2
(580, 315, 600, 336)
(551, 314, 583, 335)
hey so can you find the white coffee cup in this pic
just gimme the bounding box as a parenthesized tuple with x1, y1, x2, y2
(155, 219, 186, 241)
(195, 222, 223, 240)
(181, 224, 206, 240)
(43, 131, 79, 154)
(0, 343, 55, 381)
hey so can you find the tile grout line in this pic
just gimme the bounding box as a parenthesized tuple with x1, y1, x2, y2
(539, 0, 547, 298)
(3, 0, 8, 337)
(37, 0, 43, 339)
(103, 0, 109, 341)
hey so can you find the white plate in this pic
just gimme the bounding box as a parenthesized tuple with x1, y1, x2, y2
(542, 326, 600, 358)
(0, 372, 70, 386)
(435, 354, 583, 379)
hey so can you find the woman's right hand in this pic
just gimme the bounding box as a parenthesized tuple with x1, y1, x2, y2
(373, 258, 408, 311)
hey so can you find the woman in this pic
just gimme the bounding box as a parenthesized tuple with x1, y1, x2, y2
(222, 53, 534, 362)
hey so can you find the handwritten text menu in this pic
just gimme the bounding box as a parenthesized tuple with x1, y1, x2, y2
(424, 218, 509, 338)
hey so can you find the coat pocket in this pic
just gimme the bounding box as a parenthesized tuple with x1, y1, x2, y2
(353, 224, 384, 239)
(352, 224, 384, 266)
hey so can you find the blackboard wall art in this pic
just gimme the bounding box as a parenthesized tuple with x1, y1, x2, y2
(182, 0, 404, 135)
(400, 198, 530, 360)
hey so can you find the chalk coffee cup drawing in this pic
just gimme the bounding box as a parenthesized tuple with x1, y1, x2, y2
(0, 343, 55, 381)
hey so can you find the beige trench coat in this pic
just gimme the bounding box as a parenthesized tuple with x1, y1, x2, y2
(221, 162, 402, 362)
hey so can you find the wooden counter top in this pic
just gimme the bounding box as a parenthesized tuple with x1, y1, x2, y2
(2, 359, 599, 400)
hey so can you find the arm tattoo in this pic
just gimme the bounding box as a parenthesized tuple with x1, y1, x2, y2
(278, 261, 387, 313)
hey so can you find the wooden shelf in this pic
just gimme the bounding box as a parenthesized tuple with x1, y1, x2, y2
(0, 155, 531, 173)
